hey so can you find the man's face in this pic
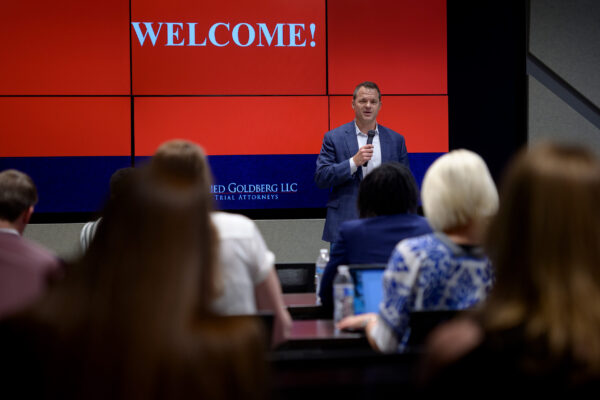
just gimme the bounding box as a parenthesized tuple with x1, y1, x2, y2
(352, 87, 381, 126)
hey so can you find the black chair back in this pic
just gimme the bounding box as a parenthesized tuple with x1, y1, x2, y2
(407, 309, 458, 351)
(275, 263, 315, 293)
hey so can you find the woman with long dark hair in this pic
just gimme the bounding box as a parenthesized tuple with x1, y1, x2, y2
(1, 164, 268, 399)
(151, 139, 291, 347)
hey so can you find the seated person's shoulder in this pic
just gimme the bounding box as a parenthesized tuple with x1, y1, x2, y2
(211, 212, 258, 238)
(413, 214, 432, 226)
(425, 317, 483, 369)
(418, 316, 485, 390)
(339, 218, 364, 232)
(13, 235, 61, 270)
(396, 232, 435, 251)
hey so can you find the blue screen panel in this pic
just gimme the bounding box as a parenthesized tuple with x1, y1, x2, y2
(0, 152, 443, 213)
(0, 156, 131, 213)
(353, 269, 385, 314)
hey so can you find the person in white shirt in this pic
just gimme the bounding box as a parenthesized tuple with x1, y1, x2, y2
(151, 140, 292, 346)
(80, 167, 137, 252)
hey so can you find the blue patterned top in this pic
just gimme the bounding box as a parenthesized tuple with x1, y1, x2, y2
(378, 232, 494, 352)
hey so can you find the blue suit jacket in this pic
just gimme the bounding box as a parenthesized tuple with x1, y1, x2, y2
(315, 121, 409, 242)
(317, 213, 432, 315)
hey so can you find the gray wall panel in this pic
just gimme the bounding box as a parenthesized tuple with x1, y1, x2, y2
(530, 0, 600, 107)
(255, 219, 327, 264)
(24, 223, 84, 261)
(529, 77, 600, 154)
(25, 219, 326, 265)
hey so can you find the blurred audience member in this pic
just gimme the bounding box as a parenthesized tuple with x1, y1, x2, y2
(152, 140, 292, 346)
(318, 162, 432, 315)
(422, 143, 600, 394)
(0, 165, 269, 399)
(338, 150, 498, 352)
(0, 169, 61, 319)
(79, 167, 137, 251)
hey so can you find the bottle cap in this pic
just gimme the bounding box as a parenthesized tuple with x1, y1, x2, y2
(338, 265, 349, 273)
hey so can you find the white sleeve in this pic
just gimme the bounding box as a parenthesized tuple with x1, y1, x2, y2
(246, 222, 275, 285)
(369, 316, 399, 353)
(79, 219, 99, 251)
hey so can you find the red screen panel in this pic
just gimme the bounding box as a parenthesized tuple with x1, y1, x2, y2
(132, 0, 326, 95)
(0, 1, 130, 95)
(0, 98, 131, 157)
(328, 0, 447, 95)
(329, 95, 448, 153)
(135, 96, 329, 156)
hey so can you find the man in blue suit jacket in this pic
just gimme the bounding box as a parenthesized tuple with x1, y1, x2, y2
(317, 163, 432, 315)
(315, 81, 409, 243)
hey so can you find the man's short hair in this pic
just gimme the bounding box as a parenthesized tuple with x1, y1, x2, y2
(357, 162, 419, 218)
(421, 150, 499, 232)
(0, 169, 38, 222)
(353, 81, 381, 100)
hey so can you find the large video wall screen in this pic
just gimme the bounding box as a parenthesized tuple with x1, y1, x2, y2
(0, 0, 447, 214)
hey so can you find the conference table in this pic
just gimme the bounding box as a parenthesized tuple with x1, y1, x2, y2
(273, 293, 415, 398)
(283, 292, 317, 307)
(278, 293, 369, 352)
(272, 292, 420, 400)
(283, 292, 328, 319)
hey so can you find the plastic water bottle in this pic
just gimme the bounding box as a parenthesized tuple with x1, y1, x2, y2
(315, 248, 329, 305)
(333, 265, 354, 324)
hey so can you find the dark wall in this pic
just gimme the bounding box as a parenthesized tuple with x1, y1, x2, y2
(447, 0, 528, 182)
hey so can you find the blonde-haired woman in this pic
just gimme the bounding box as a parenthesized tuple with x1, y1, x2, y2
(338, 149, 498, 352)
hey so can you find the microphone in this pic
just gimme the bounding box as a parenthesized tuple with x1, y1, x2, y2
(363, 130, 376, 167)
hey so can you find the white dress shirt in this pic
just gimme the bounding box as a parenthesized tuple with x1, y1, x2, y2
(0, 228, 19, 236)
(210, 212, 274, 315)
(349, 122, 382, 177)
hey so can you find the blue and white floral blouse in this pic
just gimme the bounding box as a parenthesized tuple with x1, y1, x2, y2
(370, 232, 494, 353)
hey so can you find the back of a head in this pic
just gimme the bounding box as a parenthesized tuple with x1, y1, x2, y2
(86, 168, 217, 318)
(486, 143, 600, 319)
(37, 167, 219, 398)
(151, 139, 212, 188)
(0, 169, 38, 222)
(484, 142, 600, 373)
(146, 139, 217, 306)
(421, 149, 498, 232)
(358, 162, 419, 218)
(109, 167, 137, 201)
